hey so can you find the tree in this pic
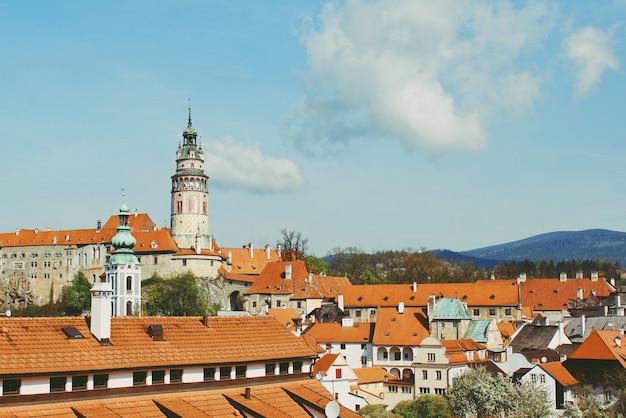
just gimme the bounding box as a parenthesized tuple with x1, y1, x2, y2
(446, 366, 551, 418)
(304, 255, 327, 274)
(393, 395, 451, 418)
(63, 272, 92, 316)
(358, 404, 400, 418)
(142, 272, 207, 316)
(278, 229, 308, 261)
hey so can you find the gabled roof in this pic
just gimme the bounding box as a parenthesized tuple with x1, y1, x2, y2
(312, 353, 341, 375)
(538, 362, 579, 387)
(433, 297, 471, 320)
(465, 320, 491, 343)
(372, 306, 429, 346)
(442, 339, 486, 353)
(304, 322, 374, 344)
(568, 330, 626, 368)
(509, 323, 568, 352)
(268, 308, 302, 330)
(312, 275, 352, 298)
(0, 316, 317, 376)
(353, 367, 396, 384)
(340, 280, 519, 308)
(497, 321, 518, 340)
(521, 277, 616, 312)
(222, 246, 282, 277)
(245, 261, 313, 296)
(563, 316, 626, 343)
(0, 380, 361, 418)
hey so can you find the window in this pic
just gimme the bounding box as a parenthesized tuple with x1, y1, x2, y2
(154, 257, 158, 265)
(427, 353, 435, 362)
(436, 370, 442, 380)
(94, 374, 108, 389)
(340, 343, 346, 350)
(540, 374, 546, 384)
(505, 308, 512, 316)
(3, 379, 20, 395)
(473, 308, 480, 316)
(126, 276, 132, 292)
(355, 310, 362, 317)
(388, 385, 398, 393)
(203, 367, 215, 381)
(236, 366, 247, 379)
(182, 259, 187, 267)
(279, 362, 289, 375)
(72, 375, 88, 391)
(265, 363, 275, 376)
(297, 301, 302, 309)
(420, 387, 431, 394)
(394, 351, 401, 361)
(133, 371, 147, 386)
(31, 252, 38, 258)
(220, 366, 231, 380)
(435, 388, 446, 395)
(531, 374, 537, 384)
(276, 300, 281, 307)
(293, 361, 302, 373)
(252, 301, 257, 308)
(361, 343, 367, 349)
(402, 386, 412, 393)
(50, 376, 67, 392)
(422, 370, 428, 379)
(152, 370, 165, 384)
(170, 369, 183, 383)
(489, 308, 496, 316)
(361, 356, 367, 366)
(13, 261, 24, 269)
(31, 261, 37, 268)
(336, 368, 342, 379)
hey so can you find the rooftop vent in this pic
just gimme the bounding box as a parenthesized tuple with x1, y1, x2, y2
(62, 326, 84, 339)
(147, 324, 164, 341)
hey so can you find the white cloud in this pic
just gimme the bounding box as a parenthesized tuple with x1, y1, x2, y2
(289, 0, 557, 153)
(202, 137, 304, 193)
(563, 26, 619, 100)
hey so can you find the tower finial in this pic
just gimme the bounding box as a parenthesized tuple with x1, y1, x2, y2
(187, 98, 192, 128)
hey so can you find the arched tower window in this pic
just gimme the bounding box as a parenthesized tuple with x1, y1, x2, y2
(126, 276, 132, 292)
(126, 301, 133, 316)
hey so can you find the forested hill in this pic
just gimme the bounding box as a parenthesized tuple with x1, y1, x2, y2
(450, 229, 626, 267)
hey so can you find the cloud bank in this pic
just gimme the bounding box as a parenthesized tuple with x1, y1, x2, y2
(289, 0, 557, 153)
(203, 137, 303, 193)
(563, 26, 619, 100)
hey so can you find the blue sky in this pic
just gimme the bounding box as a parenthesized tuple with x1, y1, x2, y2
(1, 1, 625, 257)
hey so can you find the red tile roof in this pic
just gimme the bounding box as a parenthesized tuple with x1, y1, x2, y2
(222, 246, 282, 277)
(539, 361, 579, 387)
(520, 278, 616, 312)
(0, 380, 360, 418)
(352, 367, 396, 384)
(0, 316, 317, 376)
(245, 261, 321, 298)
(312, 353, 340, 375)
(372, 306, 429, 346)
(304, 322, 374, 344)
(568, 330, 626, 368)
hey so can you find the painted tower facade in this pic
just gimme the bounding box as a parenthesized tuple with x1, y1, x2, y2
(105, 203, 142, 316)
(170, 108, 210, 251)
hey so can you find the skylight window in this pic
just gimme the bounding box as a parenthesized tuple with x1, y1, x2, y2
(61, 326, 84, 339)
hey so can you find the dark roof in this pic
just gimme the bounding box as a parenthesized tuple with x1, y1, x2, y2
(510, 324, 561, 351)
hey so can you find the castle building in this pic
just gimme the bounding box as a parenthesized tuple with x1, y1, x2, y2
(0, 110, 281, 310)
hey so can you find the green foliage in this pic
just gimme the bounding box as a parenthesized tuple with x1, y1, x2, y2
(446, 366, 551, 418)
(63, 272, 92, 316)
(304, 255, 328, 274)
(493, 258, 621, 282)
(393, 395, 451, 418)
(142, 271, 209, 316)
(358, 404, 400, 418)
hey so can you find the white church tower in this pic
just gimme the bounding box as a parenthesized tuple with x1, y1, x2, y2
(104, 202, 142, 316)
(170, 106, 210, 251)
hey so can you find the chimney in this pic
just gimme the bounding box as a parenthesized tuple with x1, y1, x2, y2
(580, 314, 586, 338)
(412, 282, 417, 292)
(90, 279, 113, 344)
(518, 273, 527, 283)
(427, 295, 436, 324)
(248, 243, 253, 259)
(147, 324, 164, 341)
(591, 271, 599, 282)
(576, 271, 583, 279)
(277, 244, 282, 259)
(615, 336, 622, 348)
(96, 220, 102, 232)
(228, 250, 232, 263)
(338, 294, 344, 311)
(398, 302, 405, 314)
(559, 272, 567, 282)
(611, 278, 616, 287)
(285, 264, 292, 280)
(264, 244, 271, 260)
(577, 288, 584, 300)
(245, 387, 251, 400)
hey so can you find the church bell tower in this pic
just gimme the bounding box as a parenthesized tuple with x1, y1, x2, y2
(170, 106, 210, 250)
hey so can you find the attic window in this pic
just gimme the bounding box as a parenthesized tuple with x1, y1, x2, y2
(529, 290, 534, 294)
(410, 296, 415, 301)
(62, 327, 84, 339)
(385, 332, 390, 336)
(358, 297, 363, 301)
(490, 295, 495, 300)
(462, 295, 468, 301)
(413, 332, 418, 336)
(391, 318, 396, 322)
(150, 240, 158, 249)
(147, 324, 164, 341)
(384, 296, 389, 301)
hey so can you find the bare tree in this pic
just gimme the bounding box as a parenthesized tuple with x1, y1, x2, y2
(278, 229, 308, 261)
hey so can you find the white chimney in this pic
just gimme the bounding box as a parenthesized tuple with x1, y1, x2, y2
(427, 295, 436, 324)
(228, 250, 232, 263)
(338, 294, 344, 311)
(559, 272, 567, 282)
(90, 279, 113, 343)
(412, 282, 417, 292)
(248, 243, 253, 258)
(264, 244, 271, 260)
(285, 264, 292, 280)
(518, 273, 527, 283)
(580, 314, 585, 338)
(576, 271, 583, 279)
(615, 336, 622, 348)
(398, 302, 405, 314)
(277, 244, 282, 259)
(591, 271, 599, 282)
(577, 288, 584, 300)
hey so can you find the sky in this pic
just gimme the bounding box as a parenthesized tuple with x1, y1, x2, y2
(1, 0, 625, 257)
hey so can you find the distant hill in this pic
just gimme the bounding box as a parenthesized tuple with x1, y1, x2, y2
(434, 229, 626, 268)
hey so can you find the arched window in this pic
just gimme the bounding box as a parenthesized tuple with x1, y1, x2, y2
(126, 301, 133, 316)
(126, 276, 132, 292)
(390, 347, 401, 361)
(402, 368, 413, 382)
(377, 347, 388, 361)
(402, 347, 414, 361)
(390, 368, 401, 379)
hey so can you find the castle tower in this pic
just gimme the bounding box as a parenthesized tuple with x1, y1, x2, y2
(170, 106, 210, 250)
(105, 202, 142, 316)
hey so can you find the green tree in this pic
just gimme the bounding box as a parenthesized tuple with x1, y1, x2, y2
(63, 272, 92, 316)
(304, 255, 328, 274)
(393, 395, 451, 418)
(142, 272, 207, 316)
(358, 404, 400, 418)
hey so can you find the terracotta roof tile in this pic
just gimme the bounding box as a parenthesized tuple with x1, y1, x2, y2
(538, 361, 579, 387)
(569, 330, 626, 368)
(312, 353, 341, 375)
(304, 322, 374, 344)
(353, 367, 395, 384)
(372, 306, 429, 346)
(0, 316, 316, 376)
(521, 278, 616, 311)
